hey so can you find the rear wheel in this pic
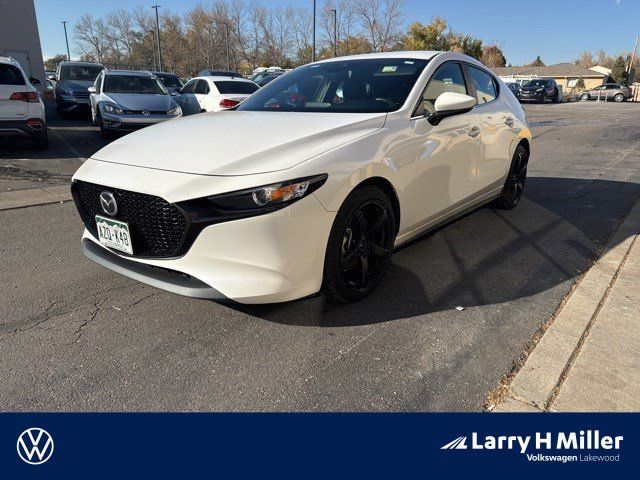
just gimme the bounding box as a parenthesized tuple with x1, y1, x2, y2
(324, 185, 396, 303)
(614, 93, 625, 103)
(493, 144, 528, 210)
(32, 128, 49, 150)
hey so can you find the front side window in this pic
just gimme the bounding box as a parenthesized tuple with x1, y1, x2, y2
(215, 81, 259, 95)
(194, 80, 209, 95)
(468, 66, 497, 104)
(238, 58, 429, 113)
(415, 62, 467, 116)
(0, 64, 25, 85)
(103, 75, 167, 95)
(60, 65, 103, 82)
(181, 80, 196, 94)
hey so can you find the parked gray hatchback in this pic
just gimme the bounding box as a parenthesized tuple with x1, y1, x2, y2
(579, 83, 632, 102)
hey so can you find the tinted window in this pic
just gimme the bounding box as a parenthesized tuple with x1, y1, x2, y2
(215, 81, 259, 95)
(155, 73, 182, 88)
(0, 64, 25, 85)
(468, 66, 497, 104)
(181, 80, 196, 94)
(194, 80, 209, 94)
(60, 65, 103, 82)
(103, 75, 167, 94)
(416, 62, 467, 116)
(238, 58, 429, 113)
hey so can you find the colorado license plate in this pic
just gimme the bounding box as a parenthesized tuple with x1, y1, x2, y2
(96, 215, 133, 254)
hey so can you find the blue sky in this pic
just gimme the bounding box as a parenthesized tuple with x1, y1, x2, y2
(35, 0, 637, 65)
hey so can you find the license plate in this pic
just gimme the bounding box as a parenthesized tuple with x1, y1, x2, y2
(95, 215, 133, 254)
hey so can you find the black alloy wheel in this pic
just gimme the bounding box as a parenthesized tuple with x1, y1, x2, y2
(324, 186, 396, 302)
(493, 144, 528, 210)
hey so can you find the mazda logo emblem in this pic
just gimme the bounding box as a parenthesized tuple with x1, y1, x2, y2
(100, 191, 118, 216)
(142, 110, 150, 116)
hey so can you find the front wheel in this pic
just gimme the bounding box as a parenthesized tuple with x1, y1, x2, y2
(493, 144, 528, 210)
(580, 93, 590, 101)
(323, 185, 396, 303)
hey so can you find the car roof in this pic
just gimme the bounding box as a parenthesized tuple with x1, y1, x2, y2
(152, 71, 179, 76)
(59, 61, 103, 67)
(196, 76, 255, 82)
(104, 70, 155, 77)
(314, 50, 440, 64)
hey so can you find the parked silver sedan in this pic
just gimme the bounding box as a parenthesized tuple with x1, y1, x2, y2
(579, 83, 633, 102)
(88, 70, 182, 138)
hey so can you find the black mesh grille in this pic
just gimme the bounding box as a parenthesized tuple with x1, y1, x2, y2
(72, 180, 189, 258)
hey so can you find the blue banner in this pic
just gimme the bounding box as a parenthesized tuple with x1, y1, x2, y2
(1, 413, 637, 477)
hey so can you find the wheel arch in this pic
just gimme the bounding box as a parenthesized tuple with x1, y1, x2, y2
(348, 176, 401, 235)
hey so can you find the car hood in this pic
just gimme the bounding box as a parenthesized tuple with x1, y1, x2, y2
(59, 80, 93, 91)
(104, 93, 175, 111)
(91, 111, 386, 176)
(521, 85, 544, 92)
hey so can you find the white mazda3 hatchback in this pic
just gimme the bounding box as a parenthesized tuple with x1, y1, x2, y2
(72, 51, 531, 304)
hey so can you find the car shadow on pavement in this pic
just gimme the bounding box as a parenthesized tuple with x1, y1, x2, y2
(232, 176, 640, 327)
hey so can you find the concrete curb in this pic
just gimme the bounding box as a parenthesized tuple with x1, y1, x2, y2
(0, 185, 72, 211)
(493, 197, 640, 412)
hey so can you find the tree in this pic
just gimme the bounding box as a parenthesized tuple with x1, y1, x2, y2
(355, 0, 405, 52)
(610, 55, 629, 84)
(575, 78, 585, 90)
(576, 51, 594, 68)
(528, 56, 545, 67)
(44, 54, 67, 71)
(405, 18, 448, 51)
(481, 45, 506, 67)
(450, 34, 482, 60)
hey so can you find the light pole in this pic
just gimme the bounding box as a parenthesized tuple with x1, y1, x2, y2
(151, 5, 163, 71)
(331, 9, 337, 57)
(312, 0, 316, 62)
(61, 21, 71, 61)
(149, 31, 158, 71)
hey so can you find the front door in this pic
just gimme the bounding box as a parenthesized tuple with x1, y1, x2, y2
(410, 61, 481, 226)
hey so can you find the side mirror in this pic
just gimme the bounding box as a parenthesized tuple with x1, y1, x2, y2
(29, 77, 41, 86)
(87, 86, 97, 94)
(428, 92, 477, 126)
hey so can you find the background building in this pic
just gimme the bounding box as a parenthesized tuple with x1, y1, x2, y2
(493, 63, 607, 93)
(0, 0, 46, 91)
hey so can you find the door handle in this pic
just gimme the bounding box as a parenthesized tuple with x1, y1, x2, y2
(505, 117, 515, 127)
(469, 126, 481, 138)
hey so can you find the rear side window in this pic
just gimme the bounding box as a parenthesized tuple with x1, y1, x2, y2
(195, 80, 209, 94)
(0, 64, 26, 85)
(181, 80, 196, 94)
(416, 62, 467, 116)
(468, 66, 497, 104)
(214, 81, 259, 95)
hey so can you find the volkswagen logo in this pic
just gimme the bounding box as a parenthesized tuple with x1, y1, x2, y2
(100, 191, 118, 216)
(142, 109, 150, 116)
(17, 428, 54, 465)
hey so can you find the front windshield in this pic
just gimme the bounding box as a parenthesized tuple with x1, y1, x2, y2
(61, 65, 103, 82)
(103, 75, 167, 95)
(155, 73, 182, 88)
(238, 58, 429, 113)
(524, 80, 548, 87)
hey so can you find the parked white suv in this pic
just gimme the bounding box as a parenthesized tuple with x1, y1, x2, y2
(0, 56, 48, 149)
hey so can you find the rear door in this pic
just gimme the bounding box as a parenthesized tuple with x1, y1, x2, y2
(194, 79, 210, 112)
(0, 62, 29, 119)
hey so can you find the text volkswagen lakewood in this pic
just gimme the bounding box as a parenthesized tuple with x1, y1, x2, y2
(71, 51, 531, 304)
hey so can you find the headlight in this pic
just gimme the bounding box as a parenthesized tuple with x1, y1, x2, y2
(167, 106, 182, 116)
(103, 104, 124, 115)
(176, 174, 328, 224)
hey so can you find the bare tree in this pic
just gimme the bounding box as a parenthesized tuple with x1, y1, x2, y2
(355, 0, 405, 52)
(74, 14, 108, 62)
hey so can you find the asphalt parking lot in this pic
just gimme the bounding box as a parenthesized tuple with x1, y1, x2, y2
(1, 101, 640, 411)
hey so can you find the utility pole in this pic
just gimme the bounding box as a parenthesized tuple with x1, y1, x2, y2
(312, 0, 316, 62)
(61, 21, 71, 61)
(152, 5, 163, 71)
(225, 23, 231, 71)
(628, 35, 639, 74)
(332, 9, 337, 57)
(149, 31, 158, 71)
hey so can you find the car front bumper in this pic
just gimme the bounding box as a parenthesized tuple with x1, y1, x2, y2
(101, 112, 178, 131)
(78, 187, 335, 304)
(56, 94, 90, 111)
(519, 92, 546, 102)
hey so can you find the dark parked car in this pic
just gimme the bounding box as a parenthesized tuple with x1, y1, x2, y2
(198, 70, 241, 78)
(54, 61, 104, 116)
(505, 81, 521, 99)
(255, 71, 285, 87)
(152, 72, 184, 94)
(519, 78, 559, 103)
(579, 83, 632, 102)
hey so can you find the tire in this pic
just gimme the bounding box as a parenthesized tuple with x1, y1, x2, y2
(493, 144, 528, 210)
(580, 93, 590, 101)
(614, 93, 625, 103)
(32, 129, 49, 150)
(96, 112, 111, 140)
(323, 185, 396, 303)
